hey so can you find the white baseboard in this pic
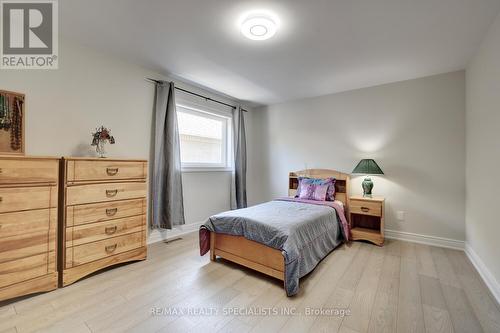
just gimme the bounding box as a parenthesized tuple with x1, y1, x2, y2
(385, 229, 465, 250)
(465, 243, 500, 305)
(147, 221, 202, 244)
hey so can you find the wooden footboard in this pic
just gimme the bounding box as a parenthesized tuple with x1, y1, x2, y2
(210, 232, 285, 281)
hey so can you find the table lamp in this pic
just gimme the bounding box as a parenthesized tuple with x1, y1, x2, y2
(352, 159, 384, 197)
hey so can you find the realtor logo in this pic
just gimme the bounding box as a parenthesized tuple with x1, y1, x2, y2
(1, 0, 58, 69)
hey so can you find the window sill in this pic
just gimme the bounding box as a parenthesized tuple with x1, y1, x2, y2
(181, 167, 233, 173)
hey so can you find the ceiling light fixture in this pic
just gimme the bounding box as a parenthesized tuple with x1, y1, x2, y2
(240, 11, 279, 41)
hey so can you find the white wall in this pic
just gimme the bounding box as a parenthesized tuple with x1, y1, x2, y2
(0, 41, 251, 240)
(0, 39, 469, 245)
(466, 12, 500, 297)
(245, 105, 268, 207)
(252, 71, 466, 241)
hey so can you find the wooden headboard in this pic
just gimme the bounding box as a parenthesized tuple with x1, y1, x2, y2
(288, 169, 350, 209)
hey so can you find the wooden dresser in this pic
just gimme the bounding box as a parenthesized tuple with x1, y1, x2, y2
(0, 156, 59, 301)
(60, 157, 148, 286)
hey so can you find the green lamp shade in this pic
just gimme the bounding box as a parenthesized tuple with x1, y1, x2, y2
(351, 159, 384, 175)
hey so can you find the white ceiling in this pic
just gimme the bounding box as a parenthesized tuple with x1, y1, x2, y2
(62, 0, 500, 106)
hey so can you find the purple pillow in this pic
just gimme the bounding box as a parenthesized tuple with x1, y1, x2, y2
(297, 183, 329, 201)
(296, 177, 336, 201)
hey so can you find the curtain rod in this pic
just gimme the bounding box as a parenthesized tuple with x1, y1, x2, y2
(146, 78, 248, 112)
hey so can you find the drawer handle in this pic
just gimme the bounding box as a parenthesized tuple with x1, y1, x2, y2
(105, 244, 117, 253)
(361, 207, 370, 212)
(106, 167, 119, 176)
(0, 196, 2, 202)
(105, 226, 118, 235)
(106, 189, 118, 197)
(106, 208, 118, 216)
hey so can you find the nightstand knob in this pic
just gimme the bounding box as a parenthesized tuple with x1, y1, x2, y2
(361, 207, 370, 212)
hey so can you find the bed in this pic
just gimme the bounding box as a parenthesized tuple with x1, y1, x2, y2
(199, 169, 351, 296)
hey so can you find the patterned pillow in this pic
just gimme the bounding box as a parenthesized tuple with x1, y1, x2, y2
(297, 183, 329, 201)
(296, 177, 336, 201)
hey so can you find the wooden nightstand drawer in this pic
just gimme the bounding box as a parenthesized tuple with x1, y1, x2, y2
(350, 199, 382, 217)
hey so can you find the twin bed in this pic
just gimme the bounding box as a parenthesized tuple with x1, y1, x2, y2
(199, 169, 351, 296)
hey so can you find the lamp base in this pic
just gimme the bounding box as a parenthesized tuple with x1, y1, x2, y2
(362, 177, 374, 197)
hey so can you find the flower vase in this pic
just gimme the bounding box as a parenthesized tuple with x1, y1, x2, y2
(96, 140, 106, 158)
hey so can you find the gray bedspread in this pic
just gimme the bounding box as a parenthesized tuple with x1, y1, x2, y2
(200, 199, 345, 296)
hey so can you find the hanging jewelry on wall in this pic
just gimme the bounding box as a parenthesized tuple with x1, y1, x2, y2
(0, 90, 25, 155)
(0, 94, 10, 130)
(10, 97, 23, 151)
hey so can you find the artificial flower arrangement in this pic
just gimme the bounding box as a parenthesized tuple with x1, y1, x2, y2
(91, 125, 115, 158)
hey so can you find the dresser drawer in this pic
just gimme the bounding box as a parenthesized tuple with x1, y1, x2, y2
(0, 252, 53, 288)
(350, 200, 382, 217)
(0, 159, 58, 184)
(70, 232, 143, 267)
(66, 198, 145, 227)
(67, 215, 145, 247)
(0, 208, 55, 239)
(0, 186, 56, 213)
(67, 160, 146, 183)
(66, 182, 147, 206)
(0, 231, 52, 263)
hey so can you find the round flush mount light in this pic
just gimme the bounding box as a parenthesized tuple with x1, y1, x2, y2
(240, 11, 279, 41)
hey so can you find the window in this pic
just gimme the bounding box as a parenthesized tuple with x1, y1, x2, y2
(177, 104, 231, 170)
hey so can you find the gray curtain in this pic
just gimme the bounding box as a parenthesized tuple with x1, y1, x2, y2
(230, 106, 247, 209)
(152, 81, 185, 229)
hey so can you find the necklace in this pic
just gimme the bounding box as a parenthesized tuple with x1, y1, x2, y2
(10, 97, 22, 151)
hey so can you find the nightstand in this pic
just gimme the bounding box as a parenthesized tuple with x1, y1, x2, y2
(349, 196, 385, 246)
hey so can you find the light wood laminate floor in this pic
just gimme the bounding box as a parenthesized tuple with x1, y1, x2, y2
(1, 232, 499, 333)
